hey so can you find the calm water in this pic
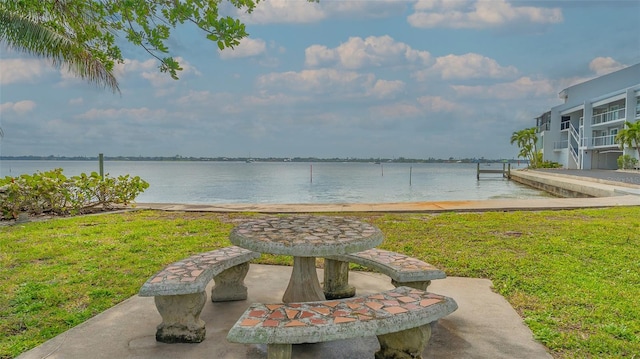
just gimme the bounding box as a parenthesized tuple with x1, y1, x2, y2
(0, 160, 550, 204)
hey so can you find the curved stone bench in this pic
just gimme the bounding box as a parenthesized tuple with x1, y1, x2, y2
(227, 286, 458, 359)
(323, 248, 446, 299)
(139, 246, 260, 343)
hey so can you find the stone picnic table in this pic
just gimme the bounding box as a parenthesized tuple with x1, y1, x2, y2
(229, 215, 384, 303)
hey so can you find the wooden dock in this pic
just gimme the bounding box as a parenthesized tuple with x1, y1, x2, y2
(477, 163, 511, 179)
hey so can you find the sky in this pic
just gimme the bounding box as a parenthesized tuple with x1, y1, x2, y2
(1, 0, 639, 160)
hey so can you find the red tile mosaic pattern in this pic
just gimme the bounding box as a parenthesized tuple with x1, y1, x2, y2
(353, 248, 444, 277)
(236, 287, 444, 330)
(355, 248, 440, 271)
(139, 246, 259, 296)
(150, 246, 251, 283)
(326, 248, 446, 284)
(229, 215, 384, 257)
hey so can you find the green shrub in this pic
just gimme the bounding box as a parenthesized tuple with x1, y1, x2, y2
(538, 160, 562, 168)
(617, 154, 638, 170)
(0, 169, 149, 219)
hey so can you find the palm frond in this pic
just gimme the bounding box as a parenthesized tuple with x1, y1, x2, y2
(0, 9, 120, 93)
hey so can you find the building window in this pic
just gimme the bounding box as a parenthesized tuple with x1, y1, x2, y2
(610, 128, 618, 146)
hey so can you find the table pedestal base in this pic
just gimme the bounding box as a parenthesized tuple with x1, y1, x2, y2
(283, 257, 325, 303)
(323, 259, 356, 299)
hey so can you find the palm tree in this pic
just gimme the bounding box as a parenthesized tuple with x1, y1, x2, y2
(615, 120, 640, 160)
(510, 127, 539, 168)
(0, 4, 119, 93)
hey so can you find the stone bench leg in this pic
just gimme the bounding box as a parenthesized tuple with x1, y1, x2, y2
(267, 343, 292, 359)
(323, 259, 356, 299)
(154, 291, 206, 343)
(391, 279, 431, 291)
(375, 324, 431, 359)
(211, 262, 251, 301)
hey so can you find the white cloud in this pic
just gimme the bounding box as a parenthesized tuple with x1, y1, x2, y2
(0, 100, 37, 115)
(408, 0, 563, 29)
(111, 57, 201, 91)
(305, 36, 431, 70)
(368, 80, 405, 99)
(69, 97, 84, 105)
(175, 90, 256, 114)
(243, 93, 299, 107)
(75, 107, 168, 122)
(417, 96, 456, 112)
(305, 45, 338, 67)
(323, 0, 406, 17)
(0, 58, 50, 84)
(257, 68, 375, 95)
(589, 57, 627, 76)
(414, 0, 467, 12)
(141, 71, 172, 88)
(129, 57, 201, 96)
(369, 102, 422, 118)
(240, 0, 326, 24)
(551, 58, 629, 90)
(13, 100, 36, 114)
(238, 0, 407, 24)
(113, 59, 157, 79)
(176, 90, 217, 105)
(219, 38, 267, 59)
(415, 53, 518, 80)
(452, 76, 556, 100)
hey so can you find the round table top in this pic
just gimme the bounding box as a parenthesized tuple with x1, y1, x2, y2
(229, 215, 384, 257)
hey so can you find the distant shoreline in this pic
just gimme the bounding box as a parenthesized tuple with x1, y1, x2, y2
(0, 156, 527, 164)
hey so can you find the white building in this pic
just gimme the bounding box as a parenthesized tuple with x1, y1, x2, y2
(537, 63, 640, 169)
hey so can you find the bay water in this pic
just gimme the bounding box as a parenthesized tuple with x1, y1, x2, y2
(0, 160, 551, 204)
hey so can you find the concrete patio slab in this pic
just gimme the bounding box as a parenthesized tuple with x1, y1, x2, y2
(17, 264, 552, 359)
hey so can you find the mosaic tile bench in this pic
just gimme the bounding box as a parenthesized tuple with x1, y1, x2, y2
(227, 286, 458, 359)
(323, 248, 447, 299)
(139, 246, 260, 343)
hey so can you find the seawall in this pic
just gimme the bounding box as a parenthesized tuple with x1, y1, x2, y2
(509, 169, 640, 198)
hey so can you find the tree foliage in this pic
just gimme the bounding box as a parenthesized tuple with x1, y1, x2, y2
(510, 127, 539, 168)
(0, 0, 264, 92)
(615, 120, 640, 161)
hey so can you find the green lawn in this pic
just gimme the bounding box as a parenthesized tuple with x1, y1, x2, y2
(1, 208, 639, 358)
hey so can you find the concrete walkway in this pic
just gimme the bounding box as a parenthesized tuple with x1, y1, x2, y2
(15, 169, 640, 359)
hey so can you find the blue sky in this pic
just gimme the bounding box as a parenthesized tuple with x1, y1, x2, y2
(1, 0, 639, 160)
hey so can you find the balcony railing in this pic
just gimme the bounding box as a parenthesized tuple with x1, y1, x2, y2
(592, 108, 626, 125)
(553, 140, 568, 149)
(537, 122, 550, 132)
(591, 135, 618, 147)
